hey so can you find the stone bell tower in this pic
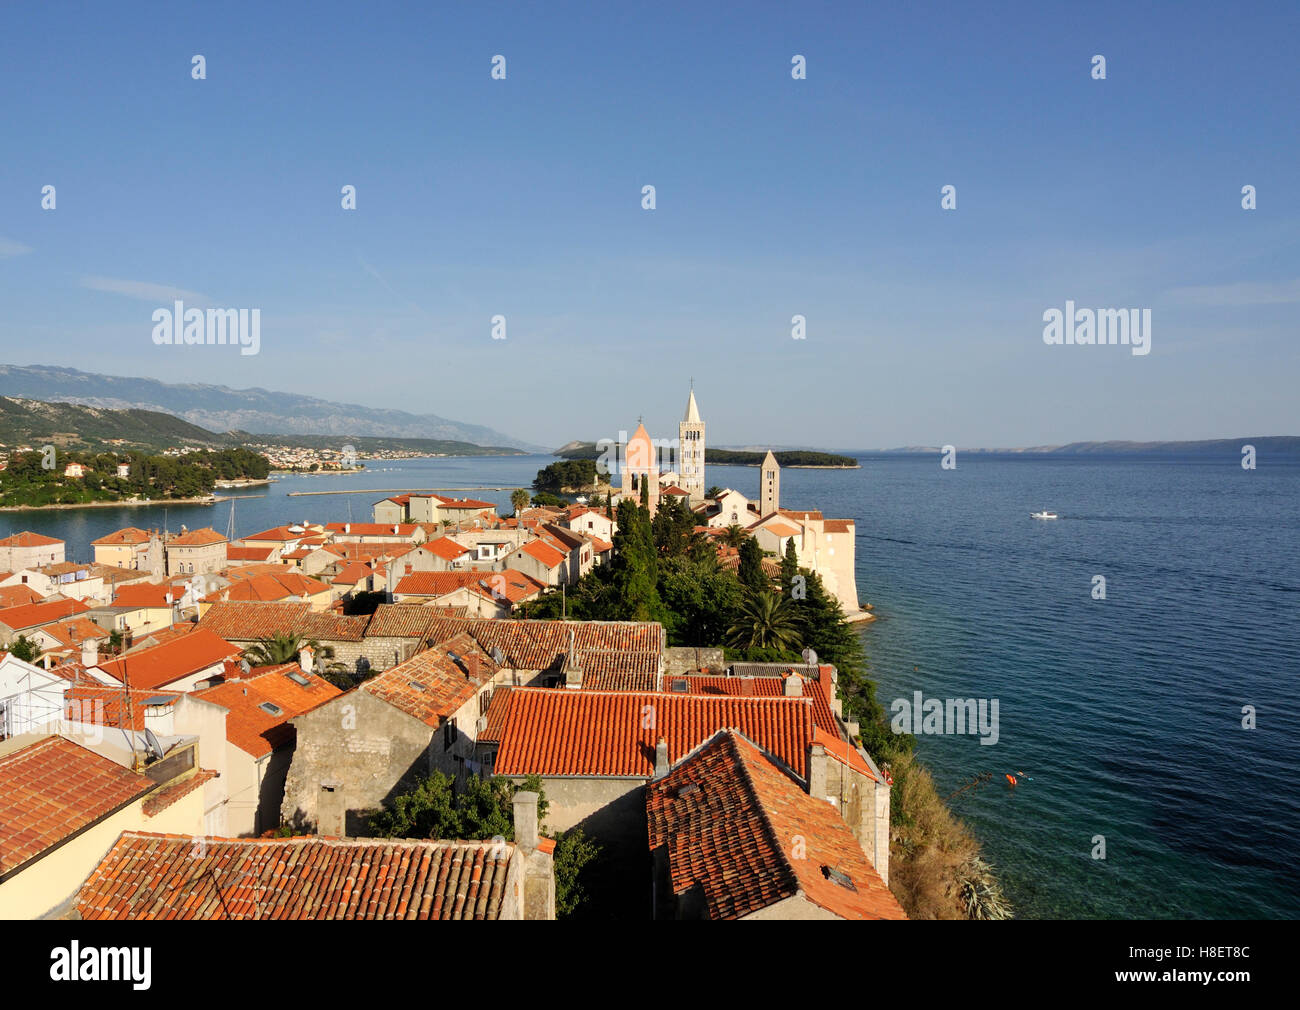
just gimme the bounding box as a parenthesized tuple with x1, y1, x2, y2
(678, 385, 706, 504)
(760, 450, 780, 516)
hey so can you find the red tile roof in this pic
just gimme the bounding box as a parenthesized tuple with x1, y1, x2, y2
(329, 561, 373, 586)
(242, 526, 313, 542)
(424, 536, 471, 561)
(491, 688, 813, 778)
(195, 664, 341, 756)
(0, 737, 153, 876)
(168, 527, 227, 547)
(426, 617, 664, 674)
(518, 539, 566, 569)
(395, 571, 480, 596)
(0, 531, 63, 548)
(0, 584, 45, 609)
(37, 616, 110, 650)
(92, 527, 151, 546)
(824, 519, 854, 533)
(65, 685, 183, 731)
(199, 601, 312, 640)
(0, 597, 91, 632)
(673, 673, 841, 737)
(75, 833, 522, 919)
(437, 498, 498, 510)
(95, 627, 242, 690)
(359, 634, 496, 728)
(227, 545, 276, 562)
(364, 604, 440, 639)
(110, 582, 175, 608)
(205, 572, 330, 604)
(646, 729, 904, 920)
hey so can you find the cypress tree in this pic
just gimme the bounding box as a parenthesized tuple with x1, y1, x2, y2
(738, 537, 766, 595)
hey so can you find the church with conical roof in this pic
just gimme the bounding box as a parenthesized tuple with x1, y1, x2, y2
(616, 386, 708, 510)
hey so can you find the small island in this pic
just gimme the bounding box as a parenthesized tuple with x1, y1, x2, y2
(553, 442, 859, 468)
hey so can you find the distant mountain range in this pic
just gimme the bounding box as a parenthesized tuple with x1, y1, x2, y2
(0, 364, 543, 451)
(0, 397, 525, 457)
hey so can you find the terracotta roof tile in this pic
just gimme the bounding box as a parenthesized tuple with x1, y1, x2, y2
(491, 689, 813, 778)
(359, 634, 496, 727)
(168, 527, 227, 547)
(91, 528, 152, 546)
(195, 665, 341, 757)
(424, 536, 471, 561)
(109, 582, 175, 608)
(646, 729, 904, 920)
(426, 617, 664, 675)
(0, 584, 44, 609)
(199, 601, 312, 640)
(0, 737, 153, 876)
(95, 627, 242, 691)
(0, 531, 63, 548)
(364, 604, 440, 639)
(0, 597, 92, 631)
(74, 833, 520, 919)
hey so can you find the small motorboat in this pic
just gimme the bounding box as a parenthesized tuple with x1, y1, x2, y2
(575, 495, 589, 505)
(1030, 510, 1059, 520)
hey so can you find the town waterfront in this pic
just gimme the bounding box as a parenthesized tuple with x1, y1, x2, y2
(4, 451, 1297, 919)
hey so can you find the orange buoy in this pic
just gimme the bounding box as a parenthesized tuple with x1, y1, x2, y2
(1006, 774, 1017, 786)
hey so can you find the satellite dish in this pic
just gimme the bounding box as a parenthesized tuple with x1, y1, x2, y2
(143, 728, 166, 761)
(801, 648, 819, 666)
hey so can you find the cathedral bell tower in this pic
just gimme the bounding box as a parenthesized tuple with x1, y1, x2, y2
(678, 384, 706, 504)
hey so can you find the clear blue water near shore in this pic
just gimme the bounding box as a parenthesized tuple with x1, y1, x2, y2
(6, 452, 1298, 919)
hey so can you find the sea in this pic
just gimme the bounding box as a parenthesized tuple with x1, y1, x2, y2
(6, 451, 1299, 919)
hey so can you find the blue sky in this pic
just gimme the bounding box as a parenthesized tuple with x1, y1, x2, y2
(1, 0, 1296, 449)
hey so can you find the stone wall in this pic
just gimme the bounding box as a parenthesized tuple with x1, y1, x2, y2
(281, 691, 434, 835)
(662, 646, 725, 676)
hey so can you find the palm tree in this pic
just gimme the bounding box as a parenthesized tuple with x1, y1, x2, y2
(719, 524, 749, 548)
(726, 591, 801, 652)
(243, 632, 324, 667)
(706, 486, 724, 499)
(510, 488, 531, 515)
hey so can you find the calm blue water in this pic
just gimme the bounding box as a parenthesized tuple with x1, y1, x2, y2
(6, 452, 1298, 918)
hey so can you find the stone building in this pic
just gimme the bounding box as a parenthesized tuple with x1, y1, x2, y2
(0, 532, 65, 571)
(279, 633, 499, 835)
(165, 527, 228, 576)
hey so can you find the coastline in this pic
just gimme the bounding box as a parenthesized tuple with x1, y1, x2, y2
(0, 495, 221, 512)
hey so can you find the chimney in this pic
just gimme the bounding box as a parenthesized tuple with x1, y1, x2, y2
(512, 790, 539, 853)
(653, 737, 669, 778)
(81, 638, 98, 668)
(807, 742, 829, 800)
(784, 674, 804, 697)
(344, 523, 351, 534)
(299, 645, 313, 673)
(564, 627, 582, 688)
